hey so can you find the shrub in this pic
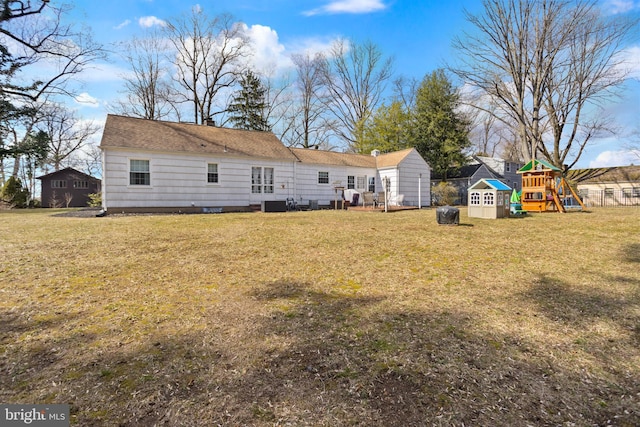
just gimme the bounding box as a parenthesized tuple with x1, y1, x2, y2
(431, 182, 459, 206)
(87, 192, 102, 207)
(1, 176, 29, 208)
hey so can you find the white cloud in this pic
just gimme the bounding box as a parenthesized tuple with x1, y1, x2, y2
(589, 149, 640, 167)
(114, 20, 131, 30)
(243, 24, 291, 74)
(139, 16, 166, 28)
(304, 0, 387, 16)
(619, 45, 640, 80)
(240, 24, 336, 76)
(74, 92, 100, 108)
(603, 0, 640, 14)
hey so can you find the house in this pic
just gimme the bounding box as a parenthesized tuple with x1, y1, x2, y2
(99, 115, 431, 213)
(566, 165, 640, 207)
(431, 162, 498, 205)
(36, 167, 101, 208)
(467, 178, 512, 219)
(474, 156, 524, 192)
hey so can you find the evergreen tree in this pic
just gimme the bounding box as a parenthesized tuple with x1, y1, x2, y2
(1, 175, 28, 208)
(227, 70, 271, 131)
(358, 100, 412, 154)
(412, 69, 470, 180)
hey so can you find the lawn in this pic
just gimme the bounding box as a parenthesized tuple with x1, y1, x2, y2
(0, 207, 638, 426)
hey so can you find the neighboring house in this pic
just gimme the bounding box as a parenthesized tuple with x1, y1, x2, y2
(99, 115, 431, 213)
(37, 167, 101, 208)
(474, 156, 524, 192)
(431, 162, 498, 205)
(566, 165, 640, 207)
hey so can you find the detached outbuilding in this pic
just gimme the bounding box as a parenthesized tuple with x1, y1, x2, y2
(37, 167, 101, 208)
(467, 178, 511, 219)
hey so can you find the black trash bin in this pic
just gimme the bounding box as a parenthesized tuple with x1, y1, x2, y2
(436, 206, 459, 225)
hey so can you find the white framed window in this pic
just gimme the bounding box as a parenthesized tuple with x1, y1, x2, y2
(130, 159, 150, 185)
(51, 180, 67, 188)
(252, 167, 274, 193)
(469, 191, 481, 206)
(347, 175, 355, 189)
(318, 171, 329, 184)
(264, 167, 274, 194)
(207, 163, 219, 183)
(357, 176, 366, 190)
(483, 192, 494, 206)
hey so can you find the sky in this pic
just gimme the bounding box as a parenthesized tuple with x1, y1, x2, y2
(59, 0, 640, 169)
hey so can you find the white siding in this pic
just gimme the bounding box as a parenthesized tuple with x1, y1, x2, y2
(396, 150, 431, 207)
(293, 163, 377, 205)
(102, 149, 295, 209)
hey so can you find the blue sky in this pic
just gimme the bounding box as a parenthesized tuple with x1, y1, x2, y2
(64, 0, 640, 168)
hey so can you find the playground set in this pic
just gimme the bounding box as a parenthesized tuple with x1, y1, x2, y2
(514, 159, 586, 213)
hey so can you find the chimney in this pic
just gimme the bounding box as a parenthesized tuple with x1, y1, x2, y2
(371, 149, 381, 157)
(205, 117, 216, 127)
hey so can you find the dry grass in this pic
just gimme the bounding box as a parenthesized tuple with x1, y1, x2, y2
(0, 207, 639, 426)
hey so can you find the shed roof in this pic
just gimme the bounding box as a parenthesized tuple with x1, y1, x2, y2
(469, 178, 512, 191)
(36, 167, 99, 181)
(375, 148, 415, 168)
(100, 114, 298, 161)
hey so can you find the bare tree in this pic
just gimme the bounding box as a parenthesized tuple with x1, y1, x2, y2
(164, 7, 251, 124)
(113, 31, 175, 120)
(0, 1, 105, 102)
(283, 52, 334, 149)
(321, 39, 394, 151)
(37, 101, 99, 170)
(451, 0, 637, 170)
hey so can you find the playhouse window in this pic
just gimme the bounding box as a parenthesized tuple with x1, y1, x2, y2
(469, 192, 481, 206)
(483, 192, 495, 206)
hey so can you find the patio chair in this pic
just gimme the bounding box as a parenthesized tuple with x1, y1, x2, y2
(362, 191, 375, 208)
(395, 194, 404, 206)
(377, 191, 386, 208)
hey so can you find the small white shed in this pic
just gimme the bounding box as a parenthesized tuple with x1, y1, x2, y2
(468, 179, 511, 219)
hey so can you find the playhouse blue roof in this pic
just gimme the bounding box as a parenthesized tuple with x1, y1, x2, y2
(469, 178, 512, 191)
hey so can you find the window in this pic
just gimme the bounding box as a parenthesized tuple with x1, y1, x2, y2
(318, 171, 329, 184)
(252, 167, 262, 193)
(483, 192, 495, 205)
(368, 177, 375, 192)
(207, 163, 219, 183)
(264, 167, 274, 194)
(357, 176, 366, 190)
(251, 167, 274, 193)
(73, 180, 88, 189)
(604, 188, 614, 198)
(347, 176, 355, 189)
(623, 187, 632, 197)
(51, 180, 67, 188)
(506, 163, 511, 172)
(469, 191, 481, 206)
(130, 159, 150, 185)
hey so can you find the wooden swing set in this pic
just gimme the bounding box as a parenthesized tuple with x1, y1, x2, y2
(517, 159, 586, 213)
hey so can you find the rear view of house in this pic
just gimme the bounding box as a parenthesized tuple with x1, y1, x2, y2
(99, 115, 431, 213)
